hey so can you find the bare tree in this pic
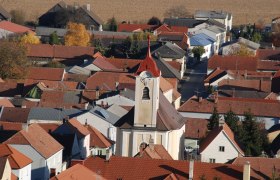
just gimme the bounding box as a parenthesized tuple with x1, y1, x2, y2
(164, 5, 191, 18)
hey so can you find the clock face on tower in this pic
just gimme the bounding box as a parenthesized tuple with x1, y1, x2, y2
(139, 71, 152, 86)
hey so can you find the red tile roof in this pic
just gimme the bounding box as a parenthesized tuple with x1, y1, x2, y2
(105, 58, 141, 71)
(208, 55, 258, 71)
(0, 107, 30, 123)
(27, 67, 64, 81)
(85, 125, 114, 148)
(178, 96, 280, 117)
(67, 119, 90, 138)
(0, 99, 14, 107)
(257, 49, 280, 60)
(274, 70, 280, 78)
(83, 156, 257, 179)
(0, 21, 33, 34)
(37, 123, 60, 133)
(154, 24, 172, 33)
(27, 44, 94, 59)
(232, 157, 280, 180)
(136, 36, 161, 77)
(118, 24, 157, 32)
(0, 144, 32, 169)
(135, 144, 173, 160)
(199, 123, 244, 155)
(218, 79, 272, 92)
(0, 122, 23, 131)
(257, 60, 280, 71)
(166, 61, 181, 72)
(170, 26, 188, 33)
(4, 123, 63, 159)
(51, 164, 104, 180)
(185, 118, 208, 139)
(92, 56, 121, 71)
(204, 67, 227, 84)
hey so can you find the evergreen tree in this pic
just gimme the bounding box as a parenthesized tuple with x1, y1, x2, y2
(241, 111, 263, 156)
(191, 46, 205, 61)
(147, 16, 162, 26)
(208, 107, 220, 130)
(107, 17, 117, 31)
(224, 110, 239, 134)
(49, 31, 60, 45)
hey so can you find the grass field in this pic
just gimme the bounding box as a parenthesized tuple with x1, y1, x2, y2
(0, 0, 280, 25)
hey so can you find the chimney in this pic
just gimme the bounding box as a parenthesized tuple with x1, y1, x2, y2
(259, 80, 262, 91)
(101, 101, 104, 108)
(96, 86, 100, 99)
(244, 70, 247, 79)
(86, 3, 90, 11)
(22, 123, 28, 132)
(84, 102, 89, 110)
(63, 116, 69, 124)
(189, 160, 194, 180)
(243, 161, 250, 180)
(198, 96, 202, 102)
(105, 148, 112, 161)
(219, 119, 225, 127)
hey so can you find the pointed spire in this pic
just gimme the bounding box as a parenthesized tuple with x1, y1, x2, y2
(136, 35, 160, 77)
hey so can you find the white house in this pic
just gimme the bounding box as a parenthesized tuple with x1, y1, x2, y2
(0, 21, 34, 39)
(4, 124, 63, 180)
(0, 144, 32, 180)
(194, 10, 233, 31)
(189, 33, 216, 60)
(199, 123, 244, 163)
(53, 119, 91, 159)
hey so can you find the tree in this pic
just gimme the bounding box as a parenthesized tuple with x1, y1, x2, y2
(64, 22, 90, 46)
(252, 32, 262, 43)
(224, 110, 240, 134)
(147, 16, 162, 26)
(10, 9, 26, 25)
(0, 41, 29, 79)
(92, 38, 107, 55)
(20, 33, 40, 44)
(164, 5, 191, 18)
(208, 107, 220, 130)
(106, 17, 117, 31)
(192, 46, 205, 61)
(49, 31, 60, 45)
(240, 111, 265, 156)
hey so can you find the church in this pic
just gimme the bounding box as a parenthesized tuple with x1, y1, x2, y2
(115, 37, 186, 160)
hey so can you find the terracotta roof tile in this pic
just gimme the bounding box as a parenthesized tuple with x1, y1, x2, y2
(257, 49, 280, 60)
(179, 96, 280, 118)
(166, 61, 181, 72)
(204, 68, 227, 84)
(257, 60, 280, 71)
(105, 58, 141, 72)
(27, 67, 64, 81)
(232, 157, 280, 180)
(0, 99, 14, 107)
(0, 107, 30, 123)
(92, 56, 121, 71)
(37, 123, 60, 133)
(199, 123, 244, 155)
(0, 144, 32, 169)
(67, 119, 90, 138)
(0, 21, 33, 34)
(85, 125, 114, 148)
(27, 44, 94, 59)
(4, 124, 63, 159)
(0, 122, 23, 131)
(185, 118, 208, 139)
(208, 55, 258, 71)
(218, 79, 271, 92)
(117, 24, 157, 32)
(51, 163, 104, 180)
(135, 144, 173, 160)
(83, 156, 258, 179)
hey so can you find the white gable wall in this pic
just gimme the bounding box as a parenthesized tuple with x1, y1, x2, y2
(200, 131, 240, 163)
(12, 164, 31, 180)
(46, 149, 63, 176)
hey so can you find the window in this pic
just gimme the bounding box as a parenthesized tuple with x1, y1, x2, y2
(219, 146, 225, 152)
(209, 158, 216, 163)
(142, 87, 150, 100)
(98, 150, 102, 155)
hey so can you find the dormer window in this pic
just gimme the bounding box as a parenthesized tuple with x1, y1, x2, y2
(142, 87, 150, 100)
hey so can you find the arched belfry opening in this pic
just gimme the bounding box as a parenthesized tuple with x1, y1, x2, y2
(142, 87, 150, 100)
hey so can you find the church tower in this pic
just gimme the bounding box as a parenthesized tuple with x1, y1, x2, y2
(134, 36, 161, 128)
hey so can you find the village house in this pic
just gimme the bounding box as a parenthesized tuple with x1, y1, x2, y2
(0, 157, 14, 180)
(178, 96, 280, 129)
(199, 123, 244, 163)
(0, 144, 32, 180)
(0, 21, 34, 39)
(4, 124, 64, 180)
(194, 10, 233, 31)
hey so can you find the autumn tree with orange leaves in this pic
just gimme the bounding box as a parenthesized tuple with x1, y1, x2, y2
(20, 32, 40, 44)
(64, 22, 90, 46)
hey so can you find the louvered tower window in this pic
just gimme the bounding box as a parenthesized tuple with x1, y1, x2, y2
(142, 87, 150, 100)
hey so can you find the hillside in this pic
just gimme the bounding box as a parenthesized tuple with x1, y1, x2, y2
(0, 0, 279, 25)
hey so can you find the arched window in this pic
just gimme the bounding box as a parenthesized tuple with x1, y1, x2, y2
(142, 87, 150, 100)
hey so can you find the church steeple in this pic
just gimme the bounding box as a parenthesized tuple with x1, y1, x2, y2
(136, 35, 161, 77)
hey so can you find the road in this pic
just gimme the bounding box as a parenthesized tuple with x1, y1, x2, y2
(179, 60, 208, 102)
